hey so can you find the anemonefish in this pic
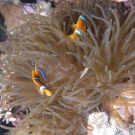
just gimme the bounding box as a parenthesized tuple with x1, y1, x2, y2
(69, 14, 87, 40)
(32, 61, 52, 96)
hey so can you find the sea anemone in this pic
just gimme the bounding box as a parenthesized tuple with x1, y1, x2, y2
(1, 0, 135, 134)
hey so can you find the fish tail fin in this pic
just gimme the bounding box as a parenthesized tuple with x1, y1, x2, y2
(69, 34, 75, 39)
(36, 67, 47, 80)
(32, 61, 38, 67)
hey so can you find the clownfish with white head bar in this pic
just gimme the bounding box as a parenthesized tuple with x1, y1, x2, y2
(69, 14, 87, 40)
(32, 61, 52, 96)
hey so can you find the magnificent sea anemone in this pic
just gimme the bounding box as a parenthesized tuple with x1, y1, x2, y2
(1, 0, 135, 134)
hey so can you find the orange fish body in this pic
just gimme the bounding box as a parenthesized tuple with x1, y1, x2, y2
(69, 15, 87, 40)
(32, 64, 52, 96)
(76, 15, 87, 31)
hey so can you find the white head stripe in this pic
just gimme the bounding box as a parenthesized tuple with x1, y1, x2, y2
(40, 85, 48, 93)
(79, 15, 87, 22)
(75, 29, 82, 36)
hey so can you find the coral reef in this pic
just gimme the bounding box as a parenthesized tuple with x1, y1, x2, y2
(0, 0, 11, 6)
(88, 111, 135, 135)
(23, 1, 58, 17)
(34, 1, 54, 15)
(1, 0, 135, 134)
(0, 0, 20, 6)
(123, 0, 135, 10)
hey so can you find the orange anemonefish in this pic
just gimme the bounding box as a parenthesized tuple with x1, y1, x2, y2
(32, 61, 52, 96)
(69, 14, 87, 40)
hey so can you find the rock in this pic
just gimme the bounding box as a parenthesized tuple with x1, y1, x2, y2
(0, 2, 24, 31)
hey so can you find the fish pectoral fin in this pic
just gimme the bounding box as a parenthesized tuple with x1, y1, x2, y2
(71, 24, 76, 31)
(32, 70, 36, 80)
(35, 85, 44, 95)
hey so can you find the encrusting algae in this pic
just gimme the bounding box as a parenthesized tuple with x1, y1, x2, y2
(1, 0, 135, 134)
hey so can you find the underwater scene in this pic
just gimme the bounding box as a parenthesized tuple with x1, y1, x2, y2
(0, 0, 135, 134)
